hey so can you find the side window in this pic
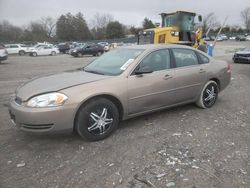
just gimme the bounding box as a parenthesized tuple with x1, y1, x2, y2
(158, 34, 166, 43)
(197, 52, 210, 64)
(10, 45, 18, 48)
(137, 49, 171, 72)
(173, 49, 199, 68)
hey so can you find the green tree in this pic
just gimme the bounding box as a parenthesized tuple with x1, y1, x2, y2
(56, 12, 91, 41)
(0, 20, 23, 42)
(130, 26, 142, 37)
(106, 21, 125, 39)
(142, 18, 155, 29)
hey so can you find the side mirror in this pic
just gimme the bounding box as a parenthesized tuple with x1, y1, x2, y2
(134, 66, 153, 75)
(198, 15, 202, 22)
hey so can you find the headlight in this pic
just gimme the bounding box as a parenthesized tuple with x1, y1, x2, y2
(27, 92, 68, 108)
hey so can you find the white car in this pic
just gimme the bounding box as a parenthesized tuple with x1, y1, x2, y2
(0, 44, 8, 63)
(30, 46, 59, 57)
(5, 44, 27, 56)
(26, 44, 52, 53)
(246, 36, 250, 41)
(98, 42, 110, 52)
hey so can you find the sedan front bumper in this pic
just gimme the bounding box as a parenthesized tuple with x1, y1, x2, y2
(9, 98, 75, 133)
(233, 56, 250, 63)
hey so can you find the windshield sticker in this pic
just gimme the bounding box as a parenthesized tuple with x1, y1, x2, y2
(120, 59, 134, 70)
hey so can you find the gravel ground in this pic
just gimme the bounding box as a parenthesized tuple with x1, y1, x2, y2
(0, 41, 249, 188)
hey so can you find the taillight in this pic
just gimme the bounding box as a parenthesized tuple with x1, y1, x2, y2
(227, 64, 231, 72)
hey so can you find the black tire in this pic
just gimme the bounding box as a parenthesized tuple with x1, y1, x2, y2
(198, 44, 208, 53)
(19, 50, 25, 56)
(196, 80, 219, 109)
(77, 52, 82, 57)
(96, 51, 102, 56)
(75, 98, 119, 141)
(51, 51, 56, 56)
(32, 52, 37, 57)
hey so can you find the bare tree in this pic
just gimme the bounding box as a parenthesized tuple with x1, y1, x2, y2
(241, 7, 250, 33)
(40, 16, 56, 38)
(201, 13, 220, 34)
(91, 13, 114, 29)
(90, 13, 114, 39)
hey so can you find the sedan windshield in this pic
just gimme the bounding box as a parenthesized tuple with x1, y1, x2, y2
(84, 48, 144, 75)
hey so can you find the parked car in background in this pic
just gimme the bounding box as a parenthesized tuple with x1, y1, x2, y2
(26, 43, 52, 53)
(0, 44, 8, 63)
(204, 36, 216, 41)
(71, 43, 104, 57)
(68, 43, 86, 55)
(229, 36, 236, 40)
(5, 44, 27, 55)
(9, 44, 231, 141)
(235, 35, 246, 41)
(58, 43, 70, 54)
(219, 34, 228, 40)
(246, 36, 250, 41)
(30, 46, 59, 57)
(98, 42, 110, 51)
(216, 36, 223, 41)
(233, 46, 250, 63)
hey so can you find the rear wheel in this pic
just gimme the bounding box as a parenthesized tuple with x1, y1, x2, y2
(19, 50, 25, 56)
(32, 52, 37, 57)
(75, 98, 119, 141)
(196, 80, 219, 108)
(51, 51, 56, 56)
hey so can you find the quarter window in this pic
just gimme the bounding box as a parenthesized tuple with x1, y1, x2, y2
(173, 49, 199, 67)
(137, 49, 171, 72)
(197, 52, 209, 64)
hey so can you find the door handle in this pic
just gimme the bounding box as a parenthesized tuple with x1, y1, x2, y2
(163, 74, 173, 80)
(199, 69, 206, 73)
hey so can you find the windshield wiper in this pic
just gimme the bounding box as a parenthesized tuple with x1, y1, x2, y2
(84, 69, 104, 75)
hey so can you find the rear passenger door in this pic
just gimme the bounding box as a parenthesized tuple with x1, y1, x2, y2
(8, 45, 19, 54)
(172, 48, 207, 103)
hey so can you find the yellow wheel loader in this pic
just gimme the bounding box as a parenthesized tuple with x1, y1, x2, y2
(138, 11, 207, 52)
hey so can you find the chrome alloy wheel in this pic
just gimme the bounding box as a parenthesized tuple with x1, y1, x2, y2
(204, 86, 215, 102)
(88, 108, 113, 135)
(203, 83, 218, 107)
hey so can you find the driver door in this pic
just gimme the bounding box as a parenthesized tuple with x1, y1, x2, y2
(127, 49, 176, 115)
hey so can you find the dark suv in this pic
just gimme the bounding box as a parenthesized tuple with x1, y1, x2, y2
(71, 43, 104, 57)
(58, 43, 70, 54)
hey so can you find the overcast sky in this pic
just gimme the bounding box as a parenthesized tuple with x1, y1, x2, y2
(0, 0, 249, 27)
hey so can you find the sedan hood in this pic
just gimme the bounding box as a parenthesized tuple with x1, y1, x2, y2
(16, 70, 111, 101)
(236, 51, 250, 55)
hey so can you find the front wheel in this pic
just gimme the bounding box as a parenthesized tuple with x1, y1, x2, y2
(32, 52, 37, 57)
(96, 51, 102, 56)
(51, 51, 56, 56)
(75, 98, 119, 141)
(196, 80, 219, 108)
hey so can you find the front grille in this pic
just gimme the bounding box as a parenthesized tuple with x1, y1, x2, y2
(15, 97, 22, 105)
(22, 123, 53, 130)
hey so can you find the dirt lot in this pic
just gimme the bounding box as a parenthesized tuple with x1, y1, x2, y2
(0, 41, 250, 188)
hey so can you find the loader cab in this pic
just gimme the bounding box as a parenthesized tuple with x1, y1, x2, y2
(161, 11, 200, 44)
(138, 11, 202, 45)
